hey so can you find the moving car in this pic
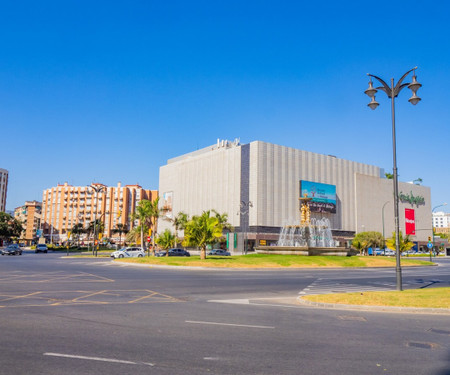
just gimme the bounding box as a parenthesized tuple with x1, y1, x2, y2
(35, 244, 48, 253)
(208, 249, 231, 256)
(110, 247, 145, 259)
(2, 244, 22, 256)
(155, 248, 190, 257)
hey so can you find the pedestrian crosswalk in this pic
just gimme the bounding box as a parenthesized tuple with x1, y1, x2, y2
(298, 277, 447, 295)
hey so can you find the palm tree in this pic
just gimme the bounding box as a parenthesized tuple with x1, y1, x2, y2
(386, 231, 414, 253)
(71, 223, 84, 248)
(164, 211, 189, 247)
(112, 223, 128, 247)
(132, 198, 161, 255)
(211, 210, 232, 231)
(156, 229, 175, 256)
(125, 224, 148, 245)
(148, 197, 162, 254)
(183, 210, 223, 260)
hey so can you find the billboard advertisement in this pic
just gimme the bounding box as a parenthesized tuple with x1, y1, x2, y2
(161, 191, 173, 219)
(300, 180, 337, 213)
(405, 208, 416, 235)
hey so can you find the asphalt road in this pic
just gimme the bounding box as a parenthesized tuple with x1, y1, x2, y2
(0, 251, 449, 375)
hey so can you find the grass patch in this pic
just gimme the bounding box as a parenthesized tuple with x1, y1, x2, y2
(302, 287, 450, 309)
(116, 254, 432, 268)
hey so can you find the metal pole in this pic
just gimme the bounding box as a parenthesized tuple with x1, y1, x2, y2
(382, 201, 389, 255)
(391, 78, 402, 291)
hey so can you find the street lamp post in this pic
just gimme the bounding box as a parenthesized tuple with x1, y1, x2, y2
(432, 203, 447, 259)
(239, 201, 253, 255)
(382, 201, 390, 255)
(365, 67, 422, 291)
(87, 185, 106, 257)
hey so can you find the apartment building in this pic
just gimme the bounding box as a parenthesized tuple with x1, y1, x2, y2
(433, 211, 450, 234)
(0, 168, 8, 212)
(14, 201, 42, 245)
(41, 182, 158, 243)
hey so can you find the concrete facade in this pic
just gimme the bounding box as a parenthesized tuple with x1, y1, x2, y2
(158, 140, 432, 251)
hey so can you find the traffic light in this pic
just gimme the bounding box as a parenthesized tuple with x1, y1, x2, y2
(428, 236, 431, 242)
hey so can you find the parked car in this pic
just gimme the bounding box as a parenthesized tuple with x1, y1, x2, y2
(35, 244, 48, 253)
(170, 248, 190, 257)
(384, 249, 395, 256)
(155, 248, 190, 257)
(110, 247, 145, 259)
(208, 249, 231, 256)
(2, 244, 22, 256)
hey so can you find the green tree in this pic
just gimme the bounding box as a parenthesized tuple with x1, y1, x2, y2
(112, 223, 128, 247)
(156, 229, 175, 256)
(85, 219, 104, 241)
(352, 231, 384, 256)
(125, 224, 148, 245)
(71, 223, 84, 248)
(163, 211, 189, 248)
(386, 231, 414, 253)
(385, 172, 394, 179)
(0, 212, 23, 243)
(211, 210, 232, 231)
(132, 198, 161, 255)
(183, 210, 224, 260)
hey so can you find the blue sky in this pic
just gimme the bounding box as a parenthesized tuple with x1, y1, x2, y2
(1, 0, 449, 213)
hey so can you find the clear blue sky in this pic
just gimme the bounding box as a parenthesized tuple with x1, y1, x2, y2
(1, 0, 449, 213)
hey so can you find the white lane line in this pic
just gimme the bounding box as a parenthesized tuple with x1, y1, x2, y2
(185, 320, 274, 329)
(44, 353, 154, 366)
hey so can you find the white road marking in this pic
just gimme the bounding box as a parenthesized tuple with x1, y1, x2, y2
(44, 353, 154, 366)
(186, 320, 274, 329)
(208, 298, 249, 304)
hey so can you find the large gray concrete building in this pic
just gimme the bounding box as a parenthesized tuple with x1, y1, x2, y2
(158, 140, 432, 252)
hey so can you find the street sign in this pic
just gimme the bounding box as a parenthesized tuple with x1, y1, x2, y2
(427, 242, 433, 249)
(147, 236, 151, 242)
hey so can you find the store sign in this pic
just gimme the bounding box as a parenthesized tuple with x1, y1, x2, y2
(405, 208, 416, 235)
(300, 180, 337, 213)
(399, 191, 425, 207)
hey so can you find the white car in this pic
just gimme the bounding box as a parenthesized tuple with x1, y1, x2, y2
(111, 247, 145, 259)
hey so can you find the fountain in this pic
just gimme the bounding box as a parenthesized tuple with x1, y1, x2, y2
(255, 194, 355, 256)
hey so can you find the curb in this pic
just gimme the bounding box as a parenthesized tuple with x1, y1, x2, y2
(297, 296, 450, 315)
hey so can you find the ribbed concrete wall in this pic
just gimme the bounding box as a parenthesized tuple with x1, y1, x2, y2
(355, 174, 431, 242)
(249, 141, 381, 231)
(158, 141, 384, 234)
(158, 144, 242, 233)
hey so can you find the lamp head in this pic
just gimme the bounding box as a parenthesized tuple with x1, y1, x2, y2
(364, 80, 378, 98)
(408, 92, 421, 105)
(368, 96, 379, 110)
(408, 74, 422, 93)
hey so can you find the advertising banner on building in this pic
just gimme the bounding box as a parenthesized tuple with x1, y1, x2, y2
(300, 180, 337, 213)
(405, 208, 416, 235)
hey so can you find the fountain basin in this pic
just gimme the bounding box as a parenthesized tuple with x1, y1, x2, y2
(255, 246, 357, 256)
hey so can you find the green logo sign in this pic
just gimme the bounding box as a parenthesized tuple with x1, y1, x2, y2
(399, 191, 425, 207)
